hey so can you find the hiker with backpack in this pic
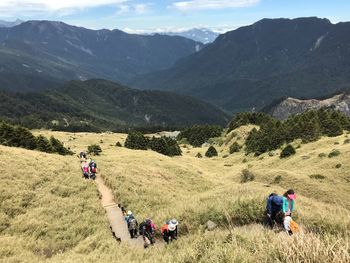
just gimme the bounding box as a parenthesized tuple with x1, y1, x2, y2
(161, 219, 178, 244)
(125, 211, 138, 239)
(89, 159, 97, 180)
(266, 189, 298, 235)
(81, 161, 89, 179)
(266, 193, 284, 228)
(139, 218, 156, 248)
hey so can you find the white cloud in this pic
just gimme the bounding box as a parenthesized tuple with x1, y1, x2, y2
(134, 3, 151, 14)
(171, 0, 260, 11)
(0, 0, 129, 17)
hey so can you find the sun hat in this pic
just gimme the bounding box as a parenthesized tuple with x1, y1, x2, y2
(170, 219, 178, 226)
(127, 210, 132, 215)
(168, 223, 176, 231)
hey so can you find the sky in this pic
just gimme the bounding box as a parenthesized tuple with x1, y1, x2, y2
(0, 0, 349, 33)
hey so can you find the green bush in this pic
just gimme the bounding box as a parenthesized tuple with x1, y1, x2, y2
(335, 163, 342, 169)
(148, 136, 182, 157)
(318, 153, 327, 158)
(229, 142, 241, 154)
(243, 109, 350, 155)
(36, 135, 53, 153)
(178, 125, 223, 147)
(124, 131, 148, 150)
(50, 136, 73, 155)
(328, 149, 340, 158)
(240, 169, 255, 183)
(344, 139, 350, 144)
(87, 144, 102, 156)
(205, 146, 218, 158)
(273, 175, 282, 184)
(196, 152, 203, 158)
(115, 142, 122, 147)
(280, 145, 296, 159)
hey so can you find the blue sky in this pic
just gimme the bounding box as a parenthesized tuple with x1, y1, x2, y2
(0, 0, 349, 33)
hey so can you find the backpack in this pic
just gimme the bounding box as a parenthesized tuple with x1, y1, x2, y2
(91, 166, 96, 173)
(129, 218, 137, 230)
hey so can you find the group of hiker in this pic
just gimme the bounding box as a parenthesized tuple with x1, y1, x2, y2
(266, 189, 299, 235)
(80, 151, 97, 180)
(123, 208, 179, 247)
(78, 151, 298, 249)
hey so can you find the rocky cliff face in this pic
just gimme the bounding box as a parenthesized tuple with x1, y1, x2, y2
(268, 94, 350, 119)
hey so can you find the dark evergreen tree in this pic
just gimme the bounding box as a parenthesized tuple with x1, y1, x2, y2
(87, 144, 102, 155)
(149, 136, 182, 156)
(229, 142, 241, 154)
(36, 135, 53, 153)
(280, 145, 296, 158)
(178, 125, 223, 147)
(125, 131, 148, 150)
(205, 146, 218, 157)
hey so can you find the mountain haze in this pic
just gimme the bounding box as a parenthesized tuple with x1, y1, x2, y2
(161, 28, 219, 44)
(132, 17, 350, 112)
(0, 20, 202, 92)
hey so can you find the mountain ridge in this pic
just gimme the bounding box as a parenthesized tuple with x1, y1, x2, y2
(0, 20, 203, 92)
(131, 17, 350, 113)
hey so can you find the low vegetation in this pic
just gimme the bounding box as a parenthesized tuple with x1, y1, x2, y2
(242, 109, 350, 155)
(205, 146, 218, 157)
(125, 131, 181, 157)
(0, 121, 72, 155)
(177, 125, 223, 147)
(87, 144, 102, 155)
(280, 144, 296, 158)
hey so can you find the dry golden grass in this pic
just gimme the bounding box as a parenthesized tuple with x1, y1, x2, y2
(0, 128, 348, 262)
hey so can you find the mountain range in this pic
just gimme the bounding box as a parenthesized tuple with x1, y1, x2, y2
(0, 20, 202, 92)
(132, 17, 350, 113)
(0, 79, 229, 131)
(159, 28, 219, 44)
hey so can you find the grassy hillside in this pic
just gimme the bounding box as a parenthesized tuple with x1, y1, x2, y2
(19, 128, 349, 262)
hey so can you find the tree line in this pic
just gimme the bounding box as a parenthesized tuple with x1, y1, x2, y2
(0, 121, 73, 155)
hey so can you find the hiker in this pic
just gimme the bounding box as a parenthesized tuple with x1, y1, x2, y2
(79, 151, 86, 161)
(161, 219, 178, 244)
(139, 218, 156, 247)
(125, 211, 138, 239)
(282, 189, 296, 235)
(81, 161, 89, 179)
(266, 193, 284, 228)
(89, 159, 97, 180)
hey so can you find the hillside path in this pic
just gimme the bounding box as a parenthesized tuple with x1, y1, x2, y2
(95, 176, 145, 247)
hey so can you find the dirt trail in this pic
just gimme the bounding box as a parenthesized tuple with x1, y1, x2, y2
(95, 176, 145, 247)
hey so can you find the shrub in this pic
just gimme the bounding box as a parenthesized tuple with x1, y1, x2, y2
(344, 139, 350, 144)
(242, 158, 247, 163)
(124, 131, 148, 150)
(309, 174, 326, 180)
(196, 152, 203, 158)
(36, 135, 53, 153)
(148, 136, 182, 157)
(280, 145, 296, 159)
(222, 154, 229, 158)
(335, 163, 342, 169)
(240, 169, 255, 183)
(87, 144, 102, 155)
(115, 142, 122, 147)
(229, 142, 241, 154)
(273, 175, 282, 184)
(318, 153, 327, 158)
(328, 149, 340, 158)
(268, 152, 274, 157)
(177, 125, 223, 147)
(205, 146, 218, 158)
(50, 136, 73, 155)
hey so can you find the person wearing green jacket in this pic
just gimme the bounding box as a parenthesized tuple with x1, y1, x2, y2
(282, 189, 296, 235)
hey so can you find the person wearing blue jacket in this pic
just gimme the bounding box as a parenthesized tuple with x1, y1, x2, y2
(266, 193, 284, 228)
